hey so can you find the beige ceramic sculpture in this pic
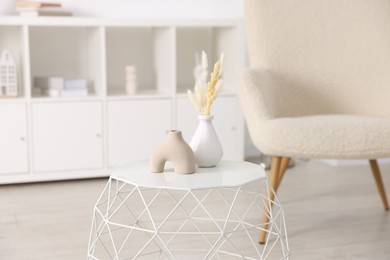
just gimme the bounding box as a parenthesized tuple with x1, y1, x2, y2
(150, 130, 196, 174)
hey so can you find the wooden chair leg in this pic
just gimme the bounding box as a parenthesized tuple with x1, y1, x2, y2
(276, 157, 290, 191)
(259, 156, 282, 244)
(369, 160, 389, 210)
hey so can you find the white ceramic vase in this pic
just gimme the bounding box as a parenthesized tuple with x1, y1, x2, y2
(190, 115, 223, 167)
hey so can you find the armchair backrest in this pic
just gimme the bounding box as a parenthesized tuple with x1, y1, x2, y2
(244, 0, 390, 117)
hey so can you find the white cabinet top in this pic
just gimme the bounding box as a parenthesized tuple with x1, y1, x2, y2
(0, 16, 242, 27)
(111, 161, 266, 190)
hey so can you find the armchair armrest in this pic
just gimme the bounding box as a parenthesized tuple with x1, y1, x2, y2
(239, 67, 276, 125)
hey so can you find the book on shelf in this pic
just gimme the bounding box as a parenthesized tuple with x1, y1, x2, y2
(64, 78, 88, 90)
(62, 78, 89, 97)
(15, 1, 62, 8)
(35, 88, 89, 97)
(16, 6, 65, 12)
(33, 76, 89, 97)
(19, 10, 72, 17)
(61, 88, 89, 97)
(15, 1, 73, 17)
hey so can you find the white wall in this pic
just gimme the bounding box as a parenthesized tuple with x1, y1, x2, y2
(1, 0, 244, 18)
(1, 0, 256, 157)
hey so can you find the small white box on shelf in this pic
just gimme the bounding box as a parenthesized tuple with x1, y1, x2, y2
(34, 76, 63, 90)
(34, 76, 63, 97)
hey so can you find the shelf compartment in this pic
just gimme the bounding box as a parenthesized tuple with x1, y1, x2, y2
(0, 26, 25, 98)
(175, 26, 241, 94)
(29, 26, 104, 98)
(107, 99, 172, 167)
(105, 26, 174, 97)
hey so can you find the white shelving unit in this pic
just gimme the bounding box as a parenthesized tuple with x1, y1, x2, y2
(0, 17, 245, 184)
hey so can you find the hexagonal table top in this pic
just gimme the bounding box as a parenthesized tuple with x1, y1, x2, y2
(111, 160, 266, 190)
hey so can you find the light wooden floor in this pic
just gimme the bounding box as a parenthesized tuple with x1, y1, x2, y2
(1, 160, 389, 259)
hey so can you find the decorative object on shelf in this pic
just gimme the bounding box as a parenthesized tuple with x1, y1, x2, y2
(150, 130, 196, 174)
(188, 51, 224, 167)
(33, 76, 63, 97)
(193, 52, 206, 84)
(125, 65, 138, 95)
(0, 50, 18, 97)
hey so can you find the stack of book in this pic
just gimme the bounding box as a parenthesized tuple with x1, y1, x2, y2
(62, 78, 89, 97)
(15, 1, 72, 17)
(34, 77, 89, 97)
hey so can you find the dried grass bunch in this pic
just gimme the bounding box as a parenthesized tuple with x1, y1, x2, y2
(187, 51, 224, 116)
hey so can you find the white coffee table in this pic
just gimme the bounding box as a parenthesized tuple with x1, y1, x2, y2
(88, 161, 289, 259)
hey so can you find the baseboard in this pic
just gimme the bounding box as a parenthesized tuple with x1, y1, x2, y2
(317, 158, 390, 167)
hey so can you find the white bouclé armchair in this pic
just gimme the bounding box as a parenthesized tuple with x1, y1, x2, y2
(240, 0, 390, 243)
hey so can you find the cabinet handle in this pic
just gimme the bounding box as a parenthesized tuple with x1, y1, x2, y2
(96, 134, 101, 138)
(20, 137, 26, 141)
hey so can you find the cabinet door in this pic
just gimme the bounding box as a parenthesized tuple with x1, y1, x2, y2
(176, 96, 240, 160)
(107, 99, 171, 167)
(0, 104, 28, 174)
(32, 102, 103, 172)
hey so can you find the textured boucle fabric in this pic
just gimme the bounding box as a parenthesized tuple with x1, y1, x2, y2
(256, 115, 390, 159)
(244, 0, 390, 116)
(240, 0, 390, 158)
(240, 68, 390, 159)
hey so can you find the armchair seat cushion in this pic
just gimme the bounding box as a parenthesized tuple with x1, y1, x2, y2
(256, 115, 390, 159)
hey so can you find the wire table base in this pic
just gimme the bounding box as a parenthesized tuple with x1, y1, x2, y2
(88, 162, 289, 259)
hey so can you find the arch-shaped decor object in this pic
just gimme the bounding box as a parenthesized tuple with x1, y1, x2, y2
(150, 130, 196, 174)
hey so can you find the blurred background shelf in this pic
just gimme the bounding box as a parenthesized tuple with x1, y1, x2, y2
(0, 17, 245, 183)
